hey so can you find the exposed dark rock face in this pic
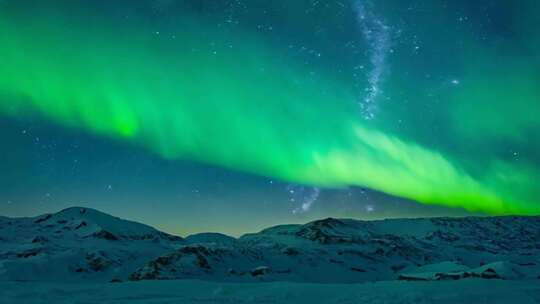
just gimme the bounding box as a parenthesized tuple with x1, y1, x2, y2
(281, 247, 299, 256)
(75, 221, 87, 230)
(86, 251, 116, 272)
(251, 266, 271, 277)
(479, 268, 501, 279)
(90, 230, 119, 241)
(329, 259, 344, 264)
(350, 267, 366, 272)
(397, 274, 430, 281)
(31, 236, 48, 243)
(34, 214, 52, 224)
(426, 230, 460, 242)
(295, 218, 361, 244)
(129, 246, 230, 281)
(16, 248, 41, 258)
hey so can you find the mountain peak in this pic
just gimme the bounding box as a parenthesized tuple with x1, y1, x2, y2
(29, 206, 184, 242)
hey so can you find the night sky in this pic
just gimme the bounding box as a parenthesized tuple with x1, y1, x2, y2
(1, 0, 539, 236)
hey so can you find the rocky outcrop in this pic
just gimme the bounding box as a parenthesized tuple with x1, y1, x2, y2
(90, 230, 119, 241)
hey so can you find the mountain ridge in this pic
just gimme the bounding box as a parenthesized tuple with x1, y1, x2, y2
(5, 206, 539, 239)
(1, 207, 539, 283)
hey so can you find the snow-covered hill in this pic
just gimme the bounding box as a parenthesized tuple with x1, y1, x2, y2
(131, 217, 540, 283)
(1, 208, 539, 283)
(0, 207, 183, 281)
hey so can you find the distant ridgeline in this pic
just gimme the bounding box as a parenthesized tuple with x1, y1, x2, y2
(1, 207, 539, 283)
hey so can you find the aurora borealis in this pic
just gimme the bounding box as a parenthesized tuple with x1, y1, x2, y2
(0, 0, 539, 234)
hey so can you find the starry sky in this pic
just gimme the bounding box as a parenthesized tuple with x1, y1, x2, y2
(0, 0, 539, 236)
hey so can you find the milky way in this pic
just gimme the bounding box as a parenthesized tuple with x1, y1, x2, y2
(354, 0, 392, 120)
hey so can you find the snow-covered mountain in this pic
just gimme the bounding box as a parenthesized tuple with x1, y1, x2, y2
(1, 208, 539, 283)
(0, 207, 183, 281)
(131, 217, 540, 283)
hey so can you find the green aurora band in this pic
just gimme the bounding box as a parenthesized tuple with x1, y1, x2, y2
(0, 1, 539, 215)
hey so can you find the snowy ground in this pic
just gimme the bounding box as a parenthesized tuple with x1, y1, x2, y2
(2, 279, 540, 304)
